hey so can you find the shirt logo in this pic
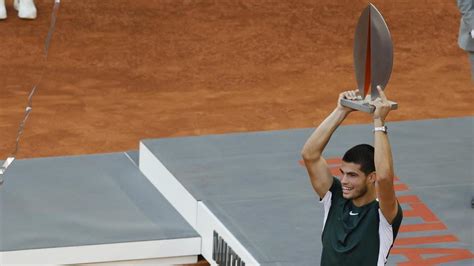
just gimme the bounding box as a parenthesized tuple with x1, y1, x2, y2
(349, 211, 359, 216)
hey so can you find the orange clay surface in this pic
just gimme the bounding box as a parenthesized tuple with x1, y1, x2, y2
(1, 0, 473, 160)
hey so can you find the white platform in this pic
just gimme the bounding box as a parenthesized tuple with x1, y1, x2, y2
(0, 153, 201, 265)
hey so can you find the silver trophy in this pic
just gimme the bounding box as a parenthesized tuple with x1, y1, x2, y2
(340, 3, 398, 113)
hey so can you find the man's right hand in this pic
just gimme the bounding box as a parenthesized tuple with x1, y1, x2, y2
(337, 89, 361, 114)
(302, 89, 361, 198)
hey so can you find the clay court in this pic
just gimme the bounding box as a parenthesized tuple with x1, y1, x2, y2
(1, 0, 473, 265)
(1, 0, 472, 159)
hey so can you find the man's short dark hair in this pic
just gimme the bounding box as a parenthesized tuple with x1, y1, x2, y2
(342, 144, 375, 175)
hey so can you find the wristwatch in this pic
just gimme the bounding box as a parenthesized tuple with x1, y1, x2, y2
(373, 126, 388, 133)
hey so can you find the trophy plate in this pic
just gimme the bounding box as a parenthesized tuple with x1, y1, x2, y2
(341, 3, 397, 113)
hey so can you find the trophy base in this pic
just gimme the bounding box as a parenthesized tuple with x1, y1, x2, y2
(340, 98, 398, 113)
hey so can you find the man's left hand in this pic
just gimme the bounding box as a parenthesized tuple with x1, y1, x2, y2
(369, 85, 391, 122)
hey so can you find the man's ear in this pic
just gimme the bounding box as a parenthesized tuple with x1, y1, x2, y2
(368, 171, 376, 183)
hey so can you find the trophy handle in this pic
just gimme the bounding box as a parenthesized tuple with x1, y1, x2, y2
(340, 98, 398, 113)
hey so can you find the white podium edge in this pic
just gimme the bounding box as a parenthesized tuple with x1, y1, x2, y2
(1, 237, 201, 265)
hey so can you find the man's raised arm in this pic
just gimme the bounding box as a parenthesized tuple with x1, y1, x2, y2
(301, 90, 358, 198)
(370, 86, 399, 224)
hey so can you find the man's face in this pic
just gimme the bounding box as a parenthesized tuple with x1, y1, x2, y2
(339, 161, 372, 200)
